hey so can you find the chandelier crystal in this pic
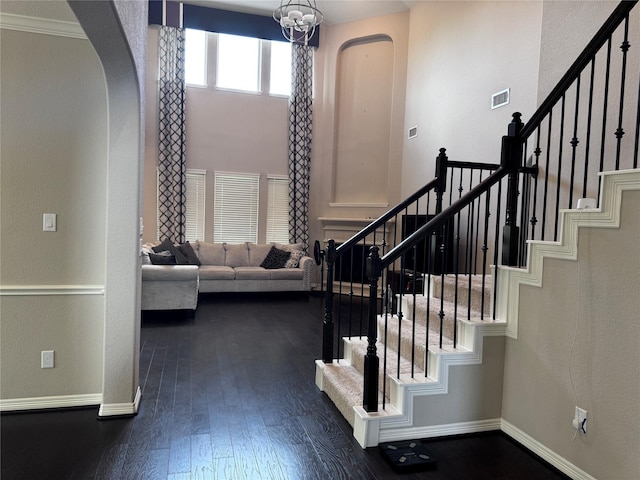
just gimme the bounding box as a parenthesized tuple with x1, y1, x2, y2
(273, 0, 323, 45)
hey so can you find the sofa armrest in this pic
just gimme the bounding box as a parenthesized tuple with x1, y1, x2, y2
(142, 264, 199, 281)
(298, 256, 315, 291)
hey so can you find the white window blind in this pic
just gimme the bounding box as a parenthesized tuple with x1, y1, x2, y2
(214, 172, 259, 243)
(185, 170, 206, 241)
(266, 176, 290, 244)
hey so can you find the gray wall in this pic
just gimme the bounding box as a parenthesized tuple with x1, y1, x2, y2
(0, 9, 107, 403)
(503, 190, 640, 479)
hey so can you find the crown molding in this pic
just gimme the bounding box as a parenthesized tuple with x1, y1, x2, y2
(0, 13, 86, 39)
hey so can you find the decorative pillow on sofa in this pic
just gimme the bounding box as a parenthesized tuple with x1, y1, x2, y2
(285, 249, 305, 268)
(149, 251, 177, 265)
(153, 238, 189, 264)
(177, 241, 201, 266)
(248, 243, 274, 266)
(260, 246, 291, 269)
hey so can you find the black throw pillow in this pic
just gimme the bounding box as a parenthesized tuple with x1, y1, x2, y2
(260, 246, 291, 269)
(153, 238, 189, 264)
(149, 252, 177, 265)
(177, 241, 201, 266)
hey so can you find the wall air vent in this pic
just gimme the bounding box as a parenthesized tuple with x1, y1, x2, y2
(491, 88, 510, 109)
(408, 126, 418, 139)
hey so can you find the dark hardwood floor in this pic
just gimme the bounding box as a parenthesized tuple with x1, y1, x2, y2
(2, 293, 569, 479)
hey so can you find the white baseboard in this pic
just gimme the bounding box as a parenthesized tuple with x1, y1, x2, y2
(379, 417, 502, 444)
(501, 419, 597, 480)
(98, 386, 141, 417)
(0, 393, 102, 412)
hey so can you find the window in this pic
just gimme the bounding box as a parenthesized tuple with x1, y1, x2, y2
(216, 33, 261, 93)
(157, 169, 206, 242)
(185, 170, 206, 241)
(269, 41, 292, 96)
(185, 28, 207, 86)
(214, 172, 259, 243)
(266, 176, 290, 243)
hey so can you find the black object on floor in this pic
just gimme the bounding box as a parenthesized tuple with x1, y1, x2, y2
(379, 440, 437, 473)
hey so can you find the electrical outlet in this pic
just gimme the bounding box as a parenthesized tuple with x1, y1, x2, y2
(573, 406, 587, 434)
(41, 350, 55, 369)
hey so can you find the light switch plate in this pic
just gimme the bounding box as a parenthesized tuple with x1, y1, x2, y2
(43, 213, 57, 232)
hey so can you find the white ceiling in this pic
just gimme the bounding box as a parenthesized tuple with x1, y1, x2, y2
(186, 0, 417, 25)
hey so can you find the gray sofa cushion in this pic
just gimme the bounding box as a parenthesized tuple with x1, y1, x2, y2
(198, 265, 236, 280)
(224, 243, 250, 267)
(234, 266, 271, 280)
(269, 268, 304, 280)
(197, 241, 226, 265)
(247, 243, 273, 266)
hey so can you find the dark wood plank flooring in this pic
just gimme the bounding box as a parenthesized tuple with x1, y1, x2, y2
(2, 293, 569, 479)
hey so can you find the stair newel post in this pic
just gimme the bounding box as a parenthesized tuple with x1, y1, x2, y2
(501, 112, 524, 266)
(435, 148, 449, 215)
(363, 245, 382, 412)
(322, 239, 336, 363)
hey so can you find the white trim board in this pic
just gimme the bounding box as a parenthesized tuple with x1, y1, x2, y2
(0, 13, 86, 39)
(98, 386, 142, 418)
(0, 285, 105, 296)
(0, 393, 102, 412)
(495, 169, 640, 339)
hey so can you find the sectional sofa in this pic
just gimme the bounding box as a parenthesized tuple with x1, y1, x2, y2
(141, 240, 314, 311)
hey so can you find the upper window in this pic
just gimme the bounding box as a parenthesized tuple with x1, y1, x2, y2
(185, 29, 207, 87)
(217, 33, 261, 93)
(269, 41, 292, 96)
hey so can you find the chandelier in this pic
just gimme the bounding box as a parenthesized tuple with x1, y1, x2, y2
(273, 0, 323, 45)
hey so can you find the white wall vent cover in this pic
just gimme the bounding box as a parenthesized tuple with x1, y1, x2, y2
(408, 126, 418, 139)
(491, 88, 510, 109)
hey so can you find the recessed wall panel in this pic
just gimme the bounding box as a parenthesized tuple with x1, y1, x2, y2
(333, 36, 394, 204)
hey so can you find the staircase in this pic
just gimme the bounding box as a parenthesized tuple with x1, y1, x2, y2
(313, 0, 639, 458)
(316, 273, 507, 447)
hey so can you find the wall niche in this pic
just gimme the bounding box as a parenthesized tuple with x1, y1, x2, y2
(332, 35, 394, 206)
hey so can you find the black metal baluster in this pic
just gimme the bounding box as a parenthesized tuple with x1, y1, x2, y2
(531, 127, 542, 242)
(541, 112, 553, 241)
(615, 15, 630, 170)
(634, 65, 640, 169)
(481, 188, 491, 320)
(554, 95, 566, 241)
(466, 170, 475, 273)
(492, 178, 503, 321)
(583, 58, 596, 198)
(599, 37, 612, 201)
(473, 170, 483, 275)
(569, 74, 581, 209)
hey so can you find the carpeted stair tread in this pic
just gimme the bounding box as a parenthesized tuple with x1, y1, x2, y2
(378, 314, 453, 372)
(322, 361, 366, 426)
(348, 337, 425, 377)
(430, 274, 492, 316)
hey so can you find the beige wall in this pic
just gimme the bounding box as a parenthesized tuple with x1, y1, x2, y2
(144, 27, 290, 244)
(503, 190, 640, 479)
(402, 1, 542, 196)
(0, 25, 108, 401)
(310, 11, 409, 246)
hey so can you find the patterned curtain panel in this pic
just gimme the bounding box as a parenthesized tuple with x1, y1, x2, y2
(288, 44, 314, 253)
(158, 26, 186, 244)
